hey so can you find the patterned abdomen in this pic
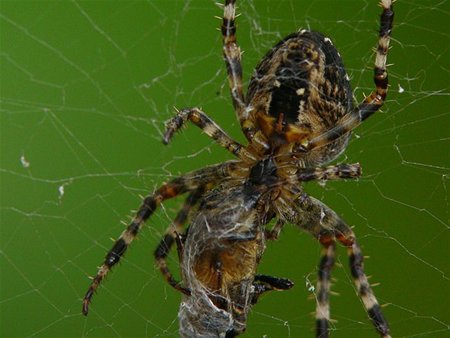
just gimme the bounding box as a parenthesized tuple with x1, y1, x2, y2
(247, 30, 354, 164)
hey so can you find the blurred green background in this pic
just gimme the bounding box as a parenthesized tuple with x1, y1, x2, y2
(1, 1, 449, 337)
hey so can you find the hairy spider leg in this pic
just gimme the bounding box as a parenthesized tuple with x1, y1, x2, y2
(292, 195, 390, 338)
(154, 186, 206, 295)
(269, 163, 361, 240)
(82, 162, 234, 315)
(305, 0, 394, 151)
(222, 0, 256, 140)
(346, 239, 391, 338)
(262, 164, 362, 337)
(296, 163, 362, 182)
(316, 240, 336, 338)
(164, 107, 254, 161)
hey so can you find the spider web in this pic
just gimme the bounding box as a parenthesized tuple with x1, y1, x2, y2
(1, 0, 449, 337)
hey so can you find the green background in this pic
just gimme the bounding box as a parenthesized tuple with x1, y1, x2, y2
(1, 0, 449, 337)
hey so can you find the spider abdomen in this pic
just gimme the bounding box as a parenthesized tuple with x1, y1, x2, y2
(248, 30, 353, 129)
(247, 30, 354, 164)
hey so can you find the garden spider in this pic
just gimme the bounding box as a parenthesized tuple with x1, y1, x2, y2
(83, 0, 394, 337)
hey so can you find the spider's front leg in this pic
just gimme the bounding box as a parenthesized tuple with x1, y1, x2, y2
(288, 194, 390, 338)
(82, 162, 234, 315)
(153, 186, 206, 295)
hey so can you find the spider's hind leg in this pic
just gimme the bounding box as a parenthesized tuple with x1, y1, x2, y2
(221, 1, 246, 125)
(304, 0, 394, 152)
(221, 0, 257, 141)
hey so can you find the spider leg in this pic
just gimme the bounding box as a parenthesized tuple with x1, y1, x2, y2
(304, 0, 394, 152)
(82, 162, 235, 315)
(221, 0, 256, 140)
(295, 163, 362, 182)
(154, 186, 206, 295)
(316, 236, 336, 338)
(164, 107, 254, 161)
(287, 195, 390, 338)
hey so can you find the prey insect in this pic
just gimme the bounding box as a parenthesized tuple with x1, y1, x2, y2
(83, 1, 394, 337)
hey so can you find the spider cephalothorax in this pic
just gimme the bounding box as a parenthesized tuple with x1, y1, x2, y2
(83, 1, 393, 337)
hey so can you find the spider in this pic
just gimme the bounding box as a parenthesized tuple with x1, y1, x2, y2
(82, 0, 394, 337)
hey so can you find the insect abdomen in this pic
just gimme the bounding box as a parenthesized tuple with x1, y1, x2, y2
(178, 185, 267, 337)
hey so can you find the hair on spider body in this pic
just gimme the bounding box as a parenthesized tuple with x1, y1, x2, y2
(83, 0, 393, 337)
